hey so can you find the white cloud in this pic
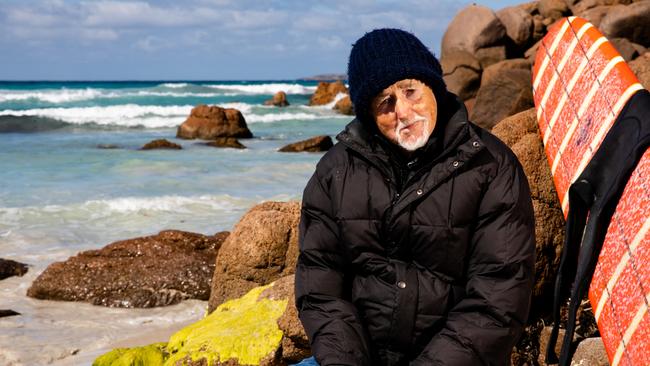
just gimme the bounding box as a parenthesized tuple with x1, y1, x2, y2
(81, 1, 215, 27)
(317, 35, 343, 49)
(134, 35, 170, 52)
(221, 9, 288, 30)
(5, 8, 64, 27)
(293, 15, 339, 31)
(81, 28, 119, 41)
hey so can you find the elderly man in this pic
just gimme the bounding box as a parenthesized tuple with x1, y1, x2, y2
(294, 28, 535, 366)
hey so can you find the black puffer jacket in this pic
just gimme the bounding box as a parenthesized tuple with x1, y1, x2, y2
(295, 96, 535, 366)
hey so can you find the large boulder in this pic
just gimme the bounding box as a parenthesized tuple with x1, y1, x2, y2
(264, 91, 289, 107)
(276, 277, 310, 363)
(568, 0, 634, 16)
(630, 52, 650, 87)
(177, 105, 252, 140)
(94, 276, 305, 366)
(279, 136, 333, 153)
(599, 1, 650, 47)
(578, 5, 613, 27)
(140, 139, 182, 150)
(27, 230, 228, 308)
(442, 4, 507, 55)
(208, 201, 301, 312)
(611, 37, 647, 62)
(496, 5, 534, 47)
(481, 58, 531, 85)
(441, 49, 482, 101)
(333, 95, 354, 115)
(0, 258, 28, 280)
(491, 109, 565, 317)
(308, 81, 348, 106)
(571, 337, 609, 366)
(538, 0, 570, 22)
(475, 45, 507, 69)
(471, 68, 534, 130)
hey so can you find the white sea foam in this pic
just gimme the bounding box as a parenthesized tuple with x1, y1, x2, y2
(158, 83, 191, 88)
(0, 88, 105, 103)
(322, 92, 348, 109)
(0, 104, 194, 128)
(205, 83, 317, 95)
(83, 194, 243, 214)
(0, 88, 229, 103)
(246, 112, 341, 123)
(0, 102, 345, 127)
(0, 83, 318, 104)
(0, 84, 315, 104)
(0, 194, 251, 225)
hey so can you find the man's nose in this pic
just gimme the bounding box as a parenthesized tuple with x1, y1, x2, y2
(394, 95, 411, 121)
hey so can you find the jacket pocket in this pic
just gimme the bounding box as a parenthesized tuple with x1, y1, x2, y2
(351, 274, 396, 344)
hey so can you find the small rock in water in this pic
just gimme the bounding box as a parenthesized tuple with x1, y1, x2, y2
(204, 137, 246, 149)
(264, 91, 290, 107)
(279, 136, 333, 153)
(96, 144, 120, 149)
(177, 105, 252, 140)
(333, 95, 354, 115)
(0, 309, 20, 318)
(0, 258, 28, 280)
(140, 139, 182, 150)
(309, 81, 348, 106)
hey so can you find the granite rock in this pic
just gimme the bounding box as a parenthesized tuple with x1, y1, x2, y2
(309, 81, 348, 106)
(28, 230, 228, 307)
(264, 91, 290, 107)
(0, 258, 28, 280)
(140, 139, 182, 150)
(177, 105, 252, 140)
(207, 201, 301, 312)
(279, 135, 333, 153)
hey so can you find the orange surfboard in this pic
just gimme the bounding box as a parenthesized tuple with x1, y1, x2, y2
(532, 17, 649, 366)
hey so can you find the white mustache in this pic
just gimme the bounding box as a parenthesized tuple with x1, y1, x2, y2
(397, 115, 427, 131)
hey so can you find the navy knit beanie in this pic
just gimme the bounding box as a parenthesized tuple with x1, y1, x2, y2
(347, 28, 447, 124)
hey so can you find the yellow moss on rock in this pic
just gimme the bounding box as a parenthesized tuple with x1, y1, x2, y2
(165, 283, 288, 366)
(94, 281, 289, 366)
(93, 343, 167, 366)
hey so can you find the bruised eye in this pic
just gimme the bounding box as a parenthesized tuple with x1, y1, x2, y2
(403, 88, 421, 101)
(377, 95, 393, 111)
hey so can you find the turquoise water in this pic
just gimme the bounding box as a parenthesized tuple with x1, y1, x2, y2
(0, 81, 349, 241)
(0, 80, 350, 365)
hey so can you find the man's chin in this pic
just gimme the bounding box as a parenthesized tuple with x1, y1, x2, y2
(397, 134, 428, 151)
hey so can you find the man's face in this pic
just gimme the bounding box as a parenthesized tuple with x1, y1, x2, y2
(371, 79, 437, 151)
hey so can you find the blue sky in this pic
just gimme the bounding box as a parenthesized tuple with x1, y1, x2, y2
(0, 0, 523, 80)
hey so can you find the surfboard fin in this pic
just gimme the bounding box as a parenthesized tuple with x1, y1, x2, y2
(546, 89, 650, 366)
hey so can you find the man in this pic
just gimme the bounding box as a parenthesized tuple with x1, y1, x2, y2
(294, 28, 535, 366)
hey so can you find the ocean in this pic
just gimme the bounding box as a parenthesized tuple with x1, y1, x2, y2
(0, 81, 351, 365)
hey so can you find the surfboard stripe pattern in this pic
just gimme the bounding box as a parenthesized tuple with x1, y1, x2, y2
(533, 16, 649, 366)
(588, 150, 650, 366)
(532, 17, 642, 216)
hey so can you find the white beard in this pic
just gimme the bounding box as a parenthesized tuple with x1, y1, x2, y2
(395, 114, 431, 151)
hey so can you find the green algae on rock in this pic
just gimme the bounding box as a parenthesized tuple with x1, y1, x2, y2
(166, 283, 288, 365)
(93, 343, 167, 366)
(94, 281, 289, 366)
